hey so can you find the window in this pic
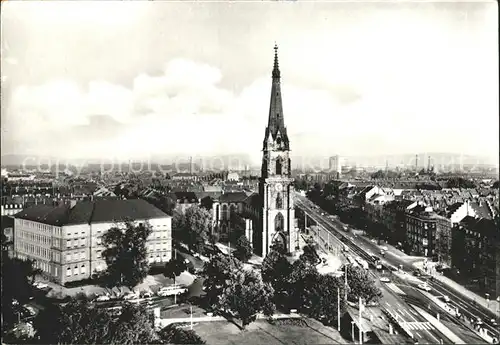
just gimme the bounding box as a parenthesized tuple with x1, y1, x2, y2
(66, 253, 71, 262)
(80, 264, 86, 275)
(276, 192, 283, 209)
(66, 240, 71, 248)
(97, 237, 102, 245)
(66, 267, 71, 277)
(275, 158, 282, 175)
(73, 265, 78, 275)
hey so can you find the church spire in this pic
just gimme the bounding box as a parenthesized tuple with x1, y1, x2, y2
(263, 44, 289, 151)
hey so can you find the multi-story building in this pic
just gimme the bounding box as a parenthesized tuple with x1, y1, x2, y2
(329, 155, 345, 177)
(14, 199, 172, 285)
(435, 201, 478, 267)
(405, 205, 438, 257)
(452, 216, 498, 292)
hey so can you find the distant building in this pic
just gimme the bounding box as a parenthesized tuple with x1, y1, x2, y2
(329, 155, 345, 177)
(14, 199, 172, 285)
(227, 172, 240, 182)
(172, 173, 198, 182)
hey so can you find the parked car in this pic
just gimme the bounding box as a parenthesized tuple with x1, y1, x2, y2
(96, 295, 110, 302)
(123, 292, 139, 300)
(157, 285, 188, 297)
(381, 246, 388, 251)
(418, 284, 432, 292)
(413, 270, 422, 277)
(441, 295, 450, 303)
(33, 282, 49, 289)
(23, 305, 37, 317)
(140, 291, 153, 298)
(380, 277, 390, 283)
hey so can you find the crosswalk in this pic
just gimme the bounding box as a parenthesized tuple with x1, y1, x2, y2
(404, 321, 434, 330)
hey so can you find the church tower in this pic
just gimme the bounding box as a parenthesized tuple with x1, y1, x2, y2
(259, 44, 297, 257)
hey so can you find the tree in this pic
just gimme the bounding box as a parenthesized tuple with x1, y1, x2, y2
(202, 253, 243, 307)
(370, 170, 385, 179)
(286, 259, 321, 311)
(234, 235, 253, 262)
(299, 244, 320, 266)
(184, 205, 212, 253)
(200, 196, 214, 212)
(172, 211, 186, 242)
(1, 257, 40, 327)
(163, 256, 187, 285)
(261, 250, 292, 287)
(261, 249, 293, 309)
(219, 269, 275, 329)
(157, 324, 205, 344)
(100, 220, 152, 289)
(446, 177, 476, 189)
(345, 265, 382, 304)
(34, 300, 157, 344)
(306, 274, 346, 326)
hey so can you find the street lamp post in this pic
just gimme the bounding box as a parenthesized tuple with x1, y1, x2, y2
(485, 293, 490, 309)
(351, 321, 355, 343)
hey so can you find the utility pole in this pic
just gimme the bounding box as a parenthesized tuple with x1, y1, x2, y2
(359, 297, 363, 344)
(337, 286, 341, 331)
(344, 264, 348, 301)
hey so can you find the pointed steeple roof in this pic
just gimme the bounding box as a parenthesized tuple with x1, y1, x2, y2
(263, 44, 290, 150)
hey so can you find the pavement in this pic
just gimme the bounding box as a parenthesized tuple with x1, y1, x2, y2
(296, 196, 453, 345)
(413, 261, 499, 316)
(412, 305, 467, 344)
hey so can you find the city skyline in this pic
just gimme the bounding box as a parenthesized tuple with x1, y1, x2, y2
(1, 1, 498, 165)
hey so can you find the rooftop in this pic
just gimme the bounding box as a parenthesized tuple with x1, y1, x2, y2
(15, 199, 169, 226)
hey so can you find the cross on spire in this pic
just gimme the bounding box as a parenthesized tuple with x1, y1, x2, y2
(272, 43, 280, 79)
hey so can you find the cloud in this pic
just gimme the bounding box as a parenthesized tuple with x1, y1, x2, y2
(5, 49, 498, 163)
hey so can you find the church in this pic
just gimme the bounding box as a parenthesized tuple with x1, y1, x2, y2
(209, 45, 298, 257)
(257, 44, 297, 257)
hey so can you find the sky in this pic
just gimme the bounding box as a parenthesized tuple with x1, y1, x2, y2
(1, 1, 498, 165)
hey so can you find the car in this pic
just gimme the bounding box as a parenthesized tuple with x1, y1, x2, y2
(24, 306, 37, 316)
(370, 239, 377, 243)
(157, 285, 188, 297)
(123, 292, 139, 300)
(380, 277, 390, 283)
(380, 250, 385, 256)
(418, 284, 432, 292)
(96, 295, 110, 302)
(34, 282, 49, 289)
(413, 270, 422, 277)
(140, 291, 153, 298)
(381, 246, 388, 251)
(441, 295, 450, 303)
(490, 319, 498, 327)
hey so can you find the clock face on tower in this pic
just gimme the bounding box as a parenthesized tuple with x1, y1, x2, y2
(275, 183, 283, 192)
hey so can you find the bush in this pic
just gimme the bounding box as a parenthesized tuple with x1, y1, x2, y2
(63, 278, 94, 289)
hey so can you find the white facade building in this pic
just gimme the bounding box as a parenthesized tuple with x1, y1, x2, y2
(14, 199, 172, 285)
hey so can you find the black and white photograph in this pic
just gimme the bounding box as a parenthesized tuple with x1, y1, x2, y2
(1, 1, 498, 344)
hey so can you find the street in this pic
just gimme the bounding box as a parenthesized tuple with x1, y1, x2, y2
(294, 193, 489, 344)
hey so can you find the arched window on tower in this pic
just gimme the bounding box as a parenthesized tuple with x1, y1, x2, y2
(275, 157, 282, 175)
(222, 204, 229, 221)
(276, 192, 283, 209)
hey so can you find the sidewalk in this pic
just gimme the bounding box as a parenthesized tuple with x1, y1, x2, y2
(412, 305, 466, 344)
(413, 261, 499, 316)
